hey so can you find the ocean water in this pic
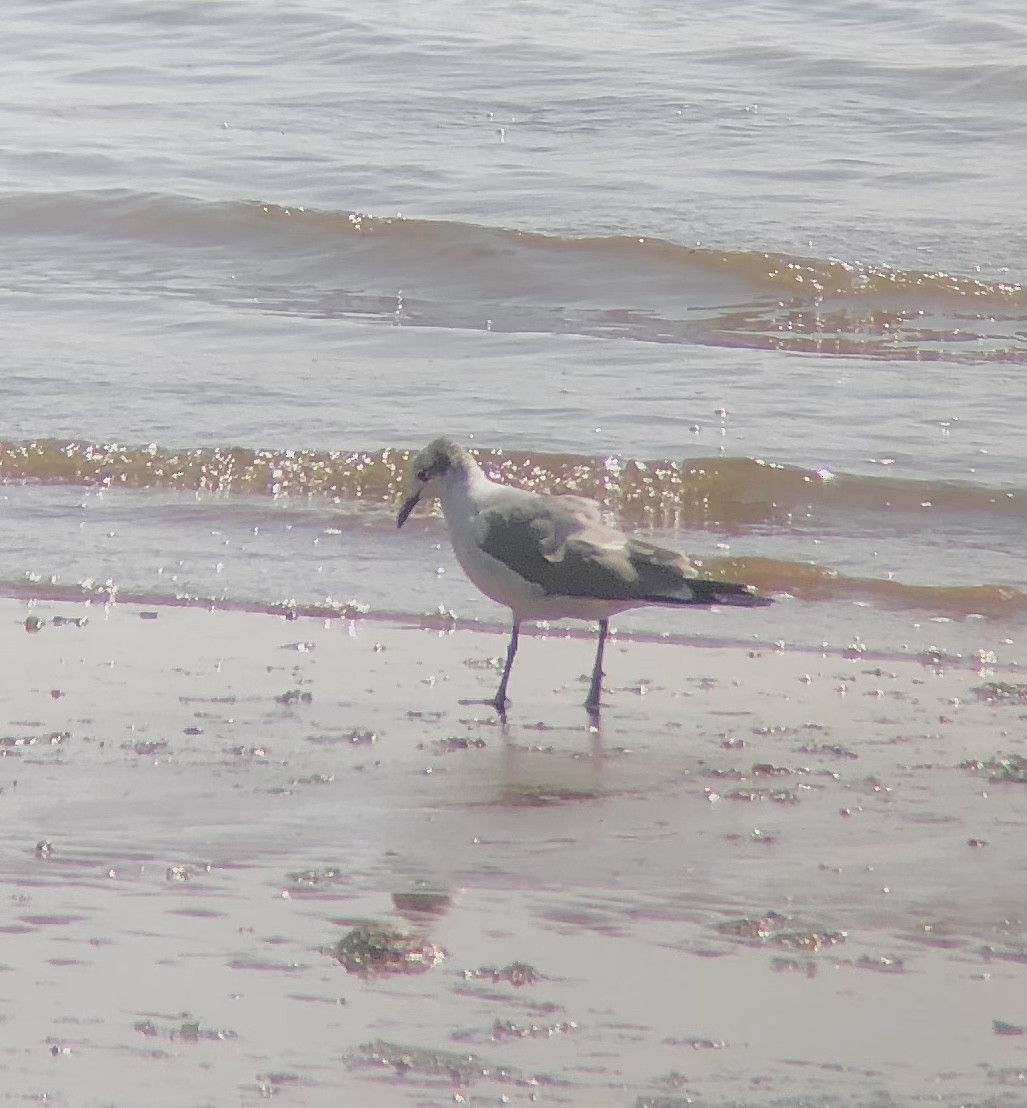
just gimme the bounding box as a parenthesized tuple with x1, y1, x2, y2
(2, 0, 1025, 662)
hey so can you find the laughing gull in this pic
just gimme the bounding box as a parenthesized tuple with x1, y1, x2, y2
(397, 437, 771, 713)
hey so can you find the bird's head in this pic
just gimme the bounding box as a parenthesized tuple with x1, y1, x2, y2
(396, 437, 468, 528)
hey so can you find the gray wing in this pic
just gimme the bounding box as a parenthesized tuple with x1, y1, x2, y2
(475, 493, 711, 602)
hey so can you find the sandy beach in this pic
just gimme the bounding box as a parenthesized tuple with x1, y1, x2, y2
(1, 595, 1023, 1106)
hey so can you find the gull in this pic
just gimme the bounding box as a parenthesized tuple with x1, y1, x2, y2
(397, 437, 771, 713)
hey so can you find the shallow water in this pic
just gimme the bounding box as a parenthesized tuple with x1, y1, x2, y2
(2, 431, 1023, 664)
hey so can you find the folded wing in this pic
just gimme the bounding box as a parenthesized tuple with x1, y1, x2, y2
(476, 494, 769, 607)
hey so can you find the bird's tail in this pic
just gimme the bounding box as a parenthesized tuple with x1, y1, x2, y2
(648, 579, 773, 608)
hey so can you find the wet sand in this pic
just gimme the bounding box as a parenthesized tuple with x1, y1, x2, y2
(1, 597, 1024, 1106)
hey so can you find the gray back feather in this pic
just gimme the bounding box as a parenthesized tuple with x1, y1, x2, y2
(477, 494, 704, 602)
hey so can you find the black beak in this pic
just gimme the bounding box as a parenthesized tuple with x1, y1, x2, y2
(396, 489, 422, 529)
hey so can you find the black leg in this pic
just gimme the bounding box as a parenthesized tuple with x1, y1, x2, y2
(492, 619, 520, 712)
(585, 618, 608, 712)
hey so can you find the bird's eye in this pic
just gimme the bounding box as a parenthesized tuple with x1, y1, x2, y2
(416, 468, 429, 483)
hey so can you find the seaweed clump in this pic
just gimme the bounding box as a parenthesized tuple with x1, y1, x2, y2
(960, 753, 1027, 784)
(329, 922, 445, 978)
(717, 910, 846, 951)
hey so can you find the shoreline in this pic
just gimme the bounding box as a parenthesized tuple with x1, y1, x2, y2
(5, 585, 1022, 673)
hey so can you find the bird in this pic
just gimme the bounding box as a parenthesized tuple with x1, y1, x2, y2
(396, 437, 771, 714)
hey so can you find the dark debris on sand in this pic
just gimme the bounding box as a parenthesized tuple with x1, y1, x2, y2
(328, 922, 445, 978)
